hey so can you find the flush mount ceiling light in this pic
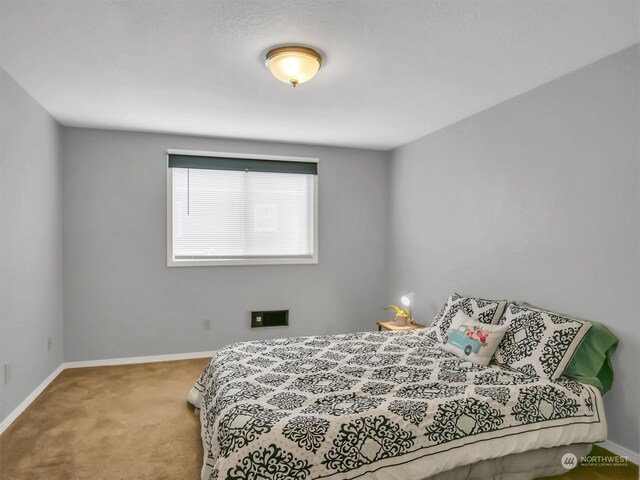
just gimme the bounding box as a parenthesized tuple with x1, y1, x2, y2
(265, 46, 322, 87)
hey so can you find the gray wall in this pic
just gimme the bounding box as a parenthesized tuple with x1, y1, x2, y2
(0, 69, 64, 422)
(62, 128, 389, 361)
(388, 45, 639, 452)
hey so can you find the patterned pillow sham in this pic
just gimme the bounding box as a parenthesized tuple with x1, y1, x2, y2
(427, 293, 507, 343)
(493, 304, 592, 380)
(441, 311, 509, 366)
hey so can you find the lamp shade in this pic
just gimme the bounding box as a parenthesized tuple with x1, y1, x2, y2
(400, 292, 415, 307)
(265, 46, 322, 87)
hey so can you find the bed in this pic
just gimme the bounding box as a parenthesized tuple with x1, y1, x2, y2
(188, 327, 607, 480)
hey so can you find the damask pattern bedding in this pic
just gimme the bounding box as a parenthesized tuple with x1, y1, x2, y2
(189, 329, 606, 480)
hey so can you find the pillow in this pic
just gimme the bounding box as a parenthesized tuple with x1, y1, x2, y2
(427, 293, 507, 343)
(441, 311, 508, 366)
(493, 304, 592, 380)
(515, 302, 618, 394)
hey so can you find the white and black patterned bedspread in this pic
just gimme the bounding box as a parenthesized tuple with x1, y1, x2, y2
(189, 329, 606, 480)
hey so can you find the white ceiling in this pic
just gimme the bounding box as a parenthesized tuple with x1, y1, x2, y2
(1, 1, 638, 150)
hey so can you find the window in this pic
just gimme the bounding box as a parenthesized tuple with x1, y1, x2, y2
(167, 151, 318, 266)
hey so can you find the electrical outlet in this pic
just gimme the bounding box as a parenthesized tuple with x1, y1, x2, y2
(48, 336, 53, 351)
(203, 319, 211, 331)
(4, 363, 11, 384)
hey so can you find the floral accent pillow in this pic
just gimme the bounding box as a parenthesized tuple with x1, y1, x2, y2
(427, 293, 507, 343)
(441, 311, 509, 366)
(493, 304, 592, 380)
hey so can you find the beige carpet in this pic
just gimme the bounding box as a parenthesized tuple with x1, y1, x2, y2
(1, 359, 209, 480)
(1, 359, 637, 480)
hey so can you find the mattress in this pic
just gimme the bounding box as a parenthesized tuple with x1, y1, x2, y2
(189, 329, 606, 480)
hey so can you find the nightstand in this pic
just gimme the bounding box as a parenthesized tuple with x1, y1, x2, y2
(377, 320, 426, 332)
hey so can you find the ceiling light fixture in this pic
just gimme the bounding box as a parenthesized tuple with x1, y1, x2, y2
(265, 46, 322, 87)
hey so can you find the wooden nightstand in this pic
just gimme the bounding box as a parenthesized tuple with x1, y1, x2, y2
(377, 320, 426, 332)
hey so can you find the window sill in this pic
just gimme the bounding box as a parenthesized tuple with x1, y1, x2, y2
(167, 256, 318, 267)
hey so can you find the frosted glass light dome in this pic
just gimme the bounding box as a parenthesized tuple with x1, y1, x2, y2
(265, 46, 322, 87)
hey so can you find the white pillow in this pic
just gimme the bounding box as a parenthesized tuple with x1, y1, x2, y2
(493, 304, 592, 380)
(427, 293, 508, 344)
(441, 311, 509, 366)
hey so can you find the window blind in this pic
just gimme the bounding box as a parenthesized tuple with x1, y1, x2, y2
(168, 153, 317, 175)
(169, 155, 316, 261)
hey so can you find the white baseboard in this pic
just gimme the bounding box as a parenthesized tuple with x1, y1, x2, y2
(0, 350, 216, 436)
(63, 350, 216, 369)
(597, 440, 640, 465)
(0, 364, 65, 435)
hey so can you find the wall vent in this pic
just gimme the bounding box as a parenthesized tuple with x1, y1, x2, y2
(251, 310, 289, 328)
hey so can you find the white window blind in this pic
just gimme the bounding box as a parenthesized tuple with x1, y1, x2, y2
(168, 152, 317, 266)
